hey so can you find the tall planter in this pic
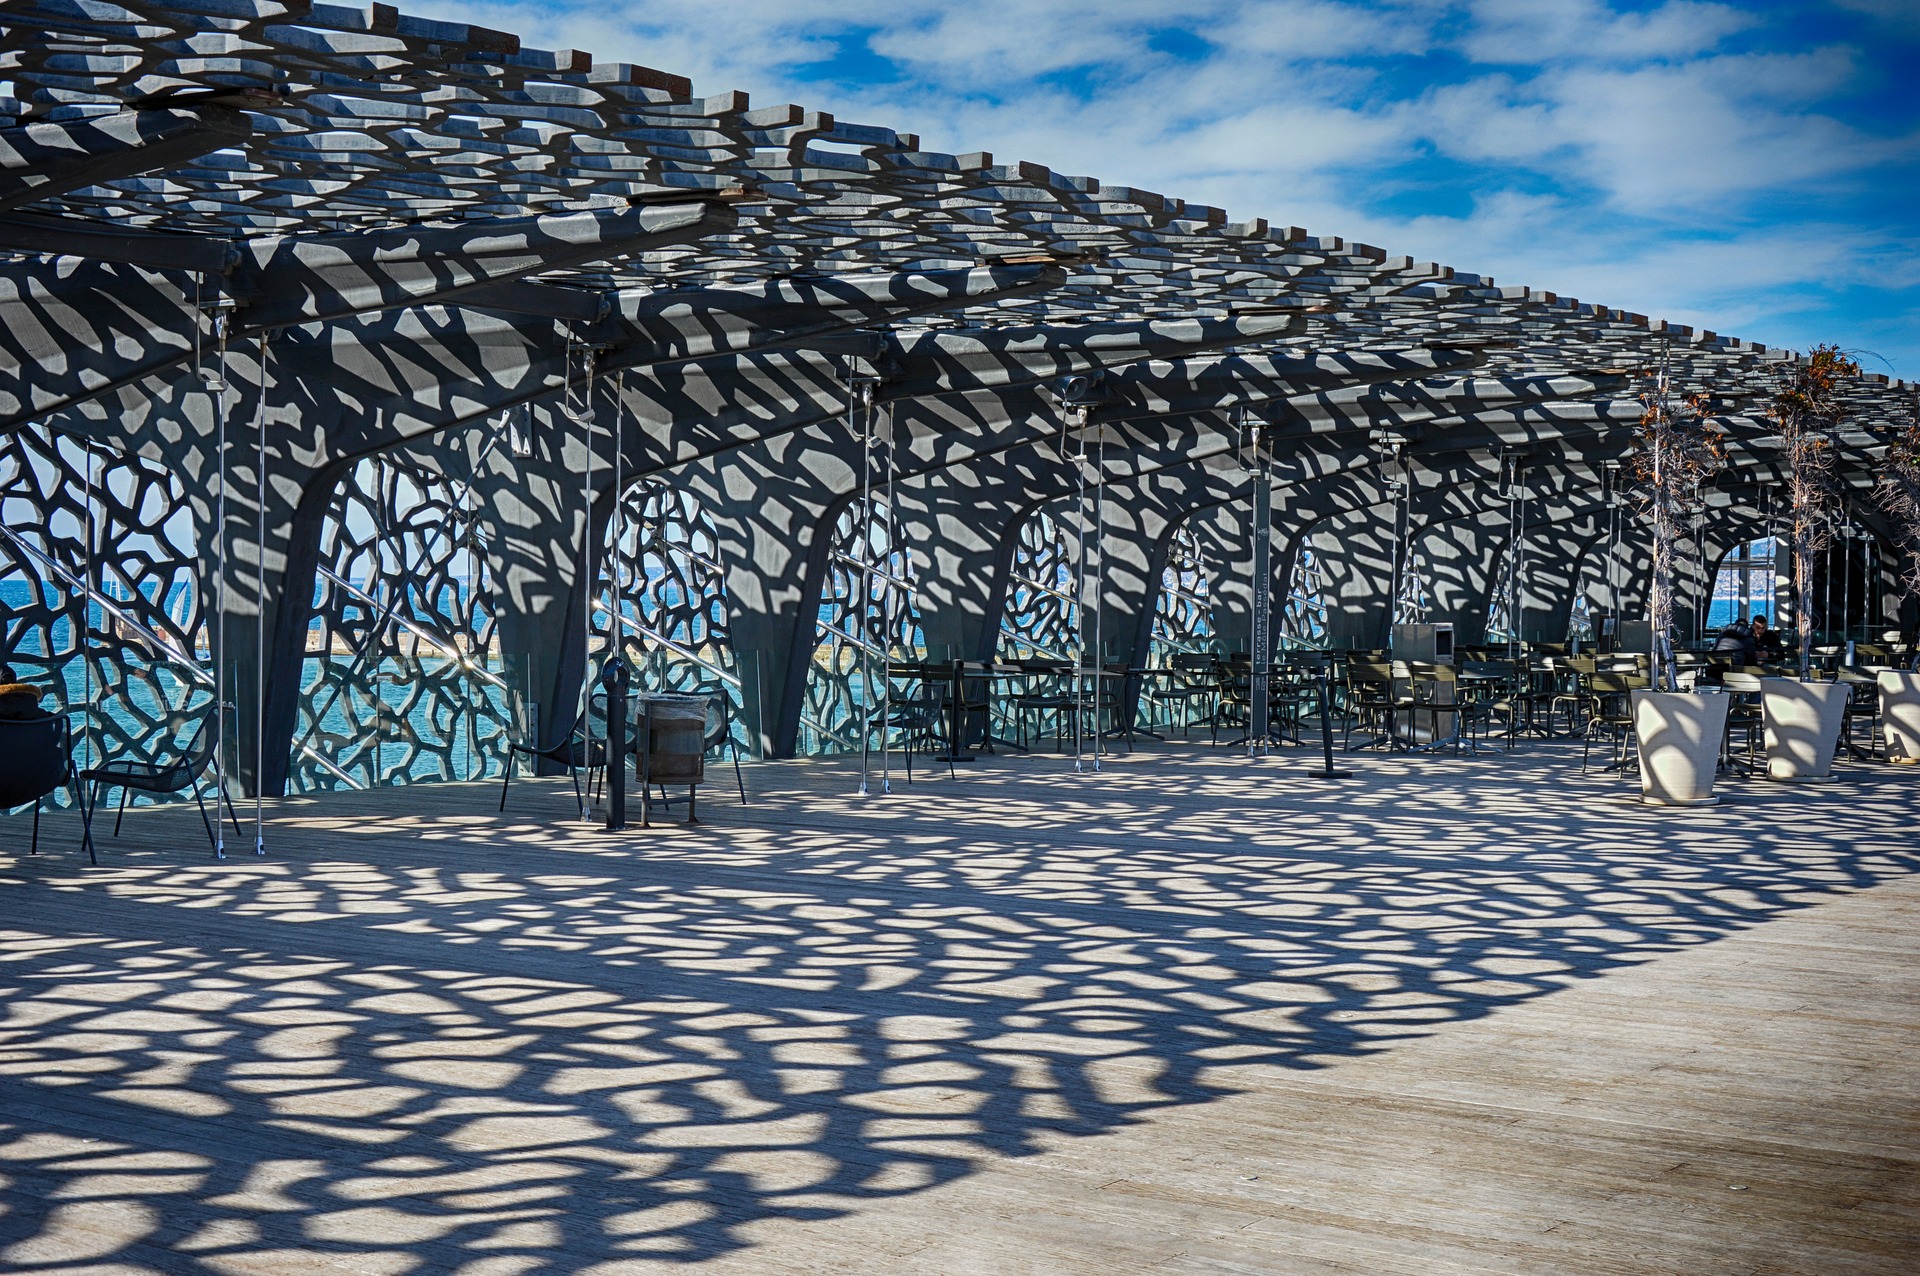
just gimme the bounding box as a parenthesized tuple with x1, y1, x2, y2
(1760, 678, 1850, 781)
(1632, 690, 1731, 806)
(1879, 671, 1920, 763)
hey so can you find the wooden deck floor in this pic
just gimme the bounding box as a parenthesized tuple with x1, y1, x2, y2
(2, 741, 1916, 1274)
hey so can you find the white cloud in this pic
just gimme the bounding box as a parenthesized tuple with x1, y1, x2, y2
(1461, 0, 1757, 64)
(1200, 0, 1441, 60)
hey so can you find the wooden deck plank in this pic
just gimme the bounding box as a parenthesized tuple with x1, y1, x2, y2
(1, 741, 1915, 1273)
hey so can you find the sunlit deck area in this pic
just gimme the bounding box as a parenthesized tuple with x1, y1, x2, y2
(3, 743, 1916, 1275)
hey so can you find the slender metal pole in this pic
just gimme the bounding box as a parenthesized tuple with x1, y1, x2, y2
(1248, 411, 1273, 756)
(212, 312, 230, 860)
(1073, 411, 1091, 773)
(1516, 477, 1527, 644)
(608, 369, 623, 664)
(1091, 422, 1106, 771)
(574, 335, 593, 819)
(880, 395, 897, 795)
(82, 436, 96, 780)
(856, 377, 874, 796)
(253, 332, 268, 855)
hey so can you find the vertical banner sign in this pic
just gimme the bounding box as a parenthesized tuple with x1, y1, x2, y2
(1250, 439, 1272, 747)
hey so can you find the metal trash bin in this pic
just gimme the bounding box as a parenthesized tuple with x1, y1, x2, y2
(636, 694, 707, 823)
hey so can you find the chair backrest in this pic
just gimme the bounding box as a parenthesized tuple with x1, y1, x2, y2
(0, 713, 69, 808)
(700, 692, 734, 752)
(173, 704, 226, 773)
(1348, 658, 1393, 686)
(1170, 652, 1213, 672)
(1722, 672, 1764, 693)
(1589, 672, 1642, 695)
(1399, 660, 1455, 685)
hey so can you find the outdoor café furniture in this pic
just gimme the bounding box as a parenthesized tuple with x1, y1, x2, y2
(80, 702, 243, 854)
(1008, 660, 1077, 750)
(634, 691, 750, 813)
(1458, 660, 1523, 747)
(1834, 665, 1882, 760)
(1268, 660, 1324, 743)
(501, 692, 610, 812)
(1160, 652, 1217, 736)
(1209, 659, 1251, 745)
(1547, 654, 1599, 735)
(881, 669, 950, 779)
(1398, 660, 1476, 753)
(632, 693, 708, 824)
(1581, 670, 1648, 774)
(1343, 657, 1398, 750)
(1719, 671, 1766, 774)
(0, 708, 87, 860)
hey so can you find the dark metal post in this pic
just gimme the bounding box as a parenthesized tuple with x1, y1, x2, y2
(601, 658, 629, 831)
(1249, 435, 1272, 753)
(1305, 656, 1352, 780)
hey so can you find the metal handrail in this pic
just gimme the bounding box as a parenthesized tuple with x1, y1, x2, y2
(0, 522, 211, 681)
(590, 596, 742, 687)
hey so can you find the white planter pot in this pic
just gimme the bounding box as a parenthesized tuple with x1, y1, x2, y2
(1760, 678, 1851, 781)
(1878, 671, 1920, 763)
(1632, 690, 1731, 806)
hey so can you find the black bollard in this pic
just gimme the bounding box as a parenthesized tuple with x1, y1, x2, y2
(1305, 658, 1352, 780)
(600, 658, 630, 830)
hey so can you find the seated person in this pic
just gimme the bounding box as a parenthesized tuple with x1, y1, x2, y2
(0, 682, 43, 719)
(1712, 616, 1757, 664)
(1751, 613, 1787, 662)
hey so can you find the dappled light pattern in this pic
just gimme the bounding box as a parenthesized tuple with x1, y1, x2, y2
(296, 445, 508, 791)
(0, 420, 209, 804)
(998, 510, 1077, 662)
(1, 743, 1915, 1271)
(800, 499, 924, 756)
(602, 480, 749, 758)
(1149, 524, 1213, 662)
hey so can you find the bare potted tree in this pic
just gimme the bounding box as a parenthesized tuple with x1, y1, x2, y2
(1761, 344, 1859, 781)
(1873, 416, 1920, 762)
(1627, 353, 1731, 805)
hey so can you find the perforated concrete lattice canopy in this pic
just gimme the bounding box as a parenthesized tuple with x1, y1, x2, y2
(2, 0, 1917, 778)
(2, 0, 1913, 383)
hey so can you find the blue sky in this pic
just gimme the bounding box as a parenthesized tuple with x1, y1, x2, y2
(418, 0, 1920, 380)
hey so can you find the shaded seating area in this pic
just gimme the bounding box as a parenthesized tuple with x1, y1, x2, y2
(78, 703, 244, 857)
(0, 682, 86, 859)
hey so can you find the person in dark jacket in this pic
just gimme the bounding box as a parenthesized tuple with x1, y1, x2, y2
(1751, 613, 1787, 662)
(1713, 616, 1757, 663)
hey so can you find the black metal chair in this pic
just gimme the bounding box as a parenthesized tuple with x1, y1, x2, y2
(79, 703, 243, 855)
(1160, 652, 1217, 737)
(0, 711, 88, 861)
(880, 671, 948, 780)
(1011, 661, 1077, 750)
(499, 694, 610, 813)
(1580, 671, 1646, 774)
